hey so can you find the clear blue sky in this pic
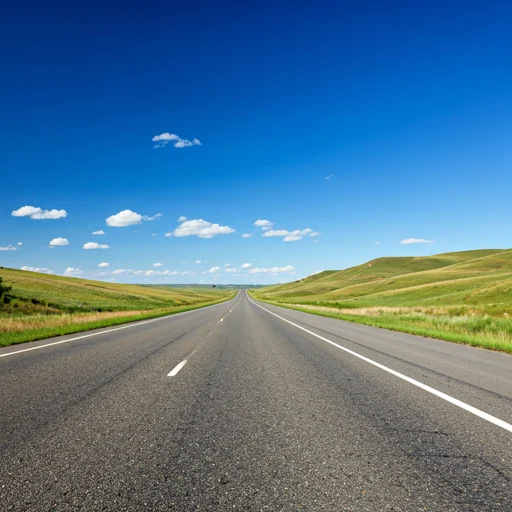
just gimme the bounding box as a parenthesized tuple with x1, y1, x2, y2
(1, 1, 511, 284)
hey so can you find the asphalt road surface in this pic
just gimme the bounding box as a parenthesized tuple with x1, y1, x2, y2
(1, 291, 511, 511)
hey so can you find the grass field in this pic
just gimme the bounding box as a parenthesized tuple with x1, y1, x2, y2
(0, 268, 234, 346)
(252, 249, 512, 353)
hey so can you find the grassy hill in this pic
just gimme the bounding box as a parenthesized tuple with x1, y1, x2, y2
(0, 268, 233, 346)
(253, 249, 512, 353)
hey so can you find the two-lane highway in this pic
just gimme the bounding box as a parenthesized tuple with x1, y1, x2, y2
(1, 291, 511, 510)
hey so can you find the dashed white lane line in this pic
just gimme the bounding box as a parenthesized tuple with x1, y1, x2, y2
(0, 296, 239, 360)
(168, 360, 188, 377)
(248, 296, 512, 434)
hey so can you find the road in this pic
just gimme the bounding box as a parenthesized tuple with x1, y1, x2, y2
(0, 291, 511, 511)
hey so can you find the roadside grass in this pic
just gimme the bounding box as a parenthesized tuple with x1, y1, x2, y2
(249, 297, 512, 354)
(0, 267, 235, 347)
(251, 249, 512, 354)
(0, 294, 236, 347)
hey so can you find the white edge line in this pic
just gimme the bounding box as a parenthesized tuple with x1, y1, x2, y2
(0, 295, 238, 359)
(168, 359, 187, 377)
(248, 295, 512, 433)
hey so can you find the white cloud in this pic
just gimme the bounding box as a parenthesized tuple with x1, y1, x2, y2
(225, 267, 239, 273)
(21, 266, 54, 274)
(375, 241, 381, 245)
(254, 220, 274, 229)
(248, 265, 295, 275)
(309, 231, 321, 237)
(263, 228, 313, 242)
(106, 210, 143, 227)
(153, 262, 163, 267)
(98, 262, 110, 267)
(12, 206, 67, 220)
(400, 238, 434, 245)
(92, 230, 105, 235)
(195, 260, 201, 264)
(83, 242, 110, 250)
(178, 216, 187, 222)
(241, 233, 252, 238)
(224, 263, 231, 267)
(173, 219, 235, 238)
(0, 245, 16, 251)
(325, 174, 334, 180)
(241, 263, 252, 268)
(207, 266, 221, 273)
(152, 133, 201, 149)
(164, 232, 172, 237)
(64, 267, 83, 277)
(49, 237, 69, 247)
(17, 242, 22, 246)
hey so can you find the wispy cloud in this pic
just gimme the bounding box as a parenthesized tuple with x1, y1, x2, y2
(153, 262, 163, 267)
(152, 133, 201, 149)
(83, 242, 110, 250)
(98, 262, 110, 267)
(12, 206, 67, 220)
(400, 238, 434, 245)
(0, 245, 17, 251)
(92, 230, 105, 235)
(21, 266, 54, 274)
(375, 241, 381, 245)
(263, 228, 316, 242)
(325, 174, 334, 180)
(248, 265, 295, 275)
(241, 233, 252, 238)
(241, 263, 252, 268)
(173, 219, 235, 239)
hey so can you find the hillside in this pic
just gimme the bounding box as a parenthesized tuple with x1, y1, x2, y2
(0, 268, 233, 346)
(256, 249, 512, 307)
(0, 267, 225, 314)
(253, 249, 512, 353)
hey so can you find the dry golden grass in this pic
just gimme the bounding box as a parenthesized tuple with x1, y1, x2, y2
(0, 310, 150, 333)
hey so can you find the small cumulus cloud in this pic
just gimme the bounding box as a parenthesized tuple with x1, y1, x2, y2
(153, 262, 163, 267)
(17, 242, 22, 246)
(195, 260, 201, 264)
(12, 206, 67, 220)
(241, 263, 252, 268)
(173, 219, 235, 239)
(92, 230, 105, 235)
(152, 133, 201, 149)
(98, 262, 110, 267)
(49, 237, 69, 247)
(83, 242, 110, 250)
(64, 267, 83, 277)
(206, 266, 221, 273)
(400, 238, 434, 245)
(254, 220, 274, 230)
(241, 234, 252, 238)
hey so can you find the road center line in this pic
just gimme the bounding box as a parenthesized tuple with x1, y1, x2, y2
(248, 296, 512, 433)
(168, 360, 187, 376)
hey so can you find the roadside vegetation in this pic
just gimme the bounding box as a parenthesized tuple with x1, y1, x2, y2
(252, 249, 512, 354)
(0, 268, 234, 347)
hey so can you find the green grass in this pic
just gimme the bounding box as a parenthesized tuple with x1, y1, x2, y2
(0, 267, 235, 346)
(252, 249, 512, 353)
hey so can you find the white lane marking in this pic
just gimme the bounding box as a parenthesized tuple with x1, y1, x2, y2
(0, 297, 238, 360)
(218, 318, 224, 323)
(248, 296, 512, 433)
(168, 360, 187, 376)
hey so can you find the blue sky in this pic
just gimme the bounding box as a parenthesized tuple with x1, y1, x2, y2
(1, 1, 511, 284)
